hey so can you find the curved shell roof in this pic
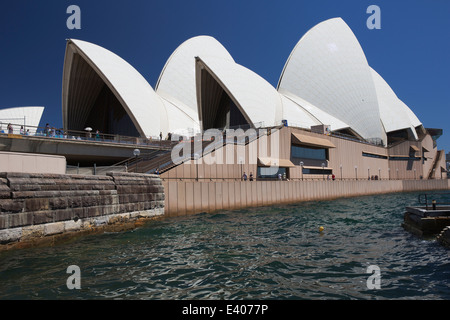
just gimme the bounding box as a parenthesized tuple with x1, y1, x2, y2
(159, 92, 201, 136)
(62, 39, 168, 138)
(370, 68, 419, 140)
(156, 36, 235, 113)
(278, 17, 386, 143)
(398, 99, 422, 129)
(61, 26, 423, 143)
(279, 94, 321, 129)
(279, 90, 350, 132)
(197, 56, 283, 128)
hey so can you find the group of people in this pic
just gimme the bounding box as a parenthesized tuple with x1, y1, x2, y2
(241, 172, 341, 181)
(43, 123, 102, 141)
(241, 172, 254, 181)
(43, 123, 61, 137)
(0, 123, 30, 135)
(1, 122, 104, 141)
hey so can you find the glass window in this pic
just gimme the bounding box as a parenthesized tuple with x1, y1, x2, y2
(257, 167, 286, 179)
(291, 145, 327, 160)
(362, 152, 388, 159)
(302, 168, 332, 175)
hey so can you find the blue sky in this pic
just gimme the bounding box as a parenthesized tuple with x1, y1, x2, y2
(0, 0, 449, 152)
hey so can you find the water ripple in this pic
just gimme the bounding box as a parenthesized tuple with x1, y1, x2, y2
(0, 192, 449, 299)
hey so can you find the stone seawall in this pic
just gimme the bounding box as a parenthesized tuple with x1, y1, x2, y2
(0, 172, 164, 250)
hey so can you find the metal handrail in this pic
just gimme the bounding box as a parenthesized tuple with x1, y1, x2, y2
(0, 121, 176, 148)
(418, 192, 450, 210)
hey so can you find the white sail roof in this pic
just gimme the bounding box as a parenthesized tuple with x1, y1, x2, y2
(280, 90, 350, 132)
(370, 67, 419, 140)
(278, 17, 386, 144)
(196, 56, 283, 128)
(62, 39, 168, 137)
(156, 36, 235, 113)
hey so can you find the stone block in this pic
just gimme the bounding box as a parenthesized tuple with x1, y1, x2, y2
(53, 209, 73, 222)
(11, 191, 38, 199)
(128, 194, 138, 203)
(33, 211, 54, 225)
(81, 196, 100, 207)
(0, 191, 11, 199)
(0, 199, 24, 213)
(155, 200, 165, 208)
(64, 220, 82, 232)
(49, 184, 71, 191)
(94, 216, 108, 226)
(0, 227, 22, 244)
(86, 206, 104, 218)
(68, 196, 83, 208)
(0, 183, 10, 192)
(44, 222, 64, 236)
(9, 184, 41, 192)
(25, 198, 49, 211)
(116, 185, 134, 194)
(118, 194, 128, 204)
(0, 214, 7, 229)
(7, 177, 33, 188)
(98, 190, 118, 196)
(108, 213, 130, 224)
(22, 225, 45, 240)
(5, 172, 31, 179)
(100, 195, 117, 206)
(72, 207, 86, 220)
(8, 212, 34, 228)
(33, 191, 64, 198)
(49, 197, 69, 210)
(102, 204, 119, 216)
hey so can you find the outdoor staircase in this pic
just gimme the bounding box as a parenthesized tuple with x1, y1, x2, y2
(428, 149, 444, 179)
(127, 125, 283, 175)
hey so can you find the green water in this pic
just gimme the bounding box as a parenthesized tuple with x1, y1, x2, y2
(0, 191, 449, 300)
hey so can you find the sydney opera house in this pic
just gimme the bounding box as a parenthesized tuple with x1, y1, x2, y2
(2, 18, 447, 181)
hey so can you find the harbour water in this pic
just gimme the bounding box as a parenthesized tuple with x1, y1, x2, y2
(0, 191, 449, 300)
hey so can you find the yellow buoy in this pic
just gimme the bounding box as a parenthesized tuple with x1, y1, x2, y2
(319, 226, 324, 232)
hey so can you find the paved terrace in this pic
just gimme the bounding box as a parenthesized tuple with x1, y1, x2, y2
(0, 122, 176, 166)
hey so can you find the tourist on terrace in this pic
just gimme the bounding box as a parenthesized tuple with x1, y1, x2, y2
(44, 123, 50, 136)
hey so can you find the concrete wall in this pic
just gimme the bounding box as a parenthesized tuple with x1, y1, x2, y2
(0, 172, 164, 250)
(0, 151, 66, 174)
(163, 179, 450, 217)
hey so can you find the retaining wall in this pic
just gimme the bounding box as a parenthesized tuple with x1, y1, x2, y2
(163, 179, 450, 217)
(0, 172, 164, 250)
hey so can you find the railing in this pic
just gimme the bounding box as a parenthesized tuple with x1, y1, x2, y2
(159, 176, 435, 182)
(126, 124, 283, 174)
(276, 122, 386, 147)
(66, 164, 128, 175)
(0, 121, 176, 149)
(418, 192, 450, 210)
(427, 150, 444, 179)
